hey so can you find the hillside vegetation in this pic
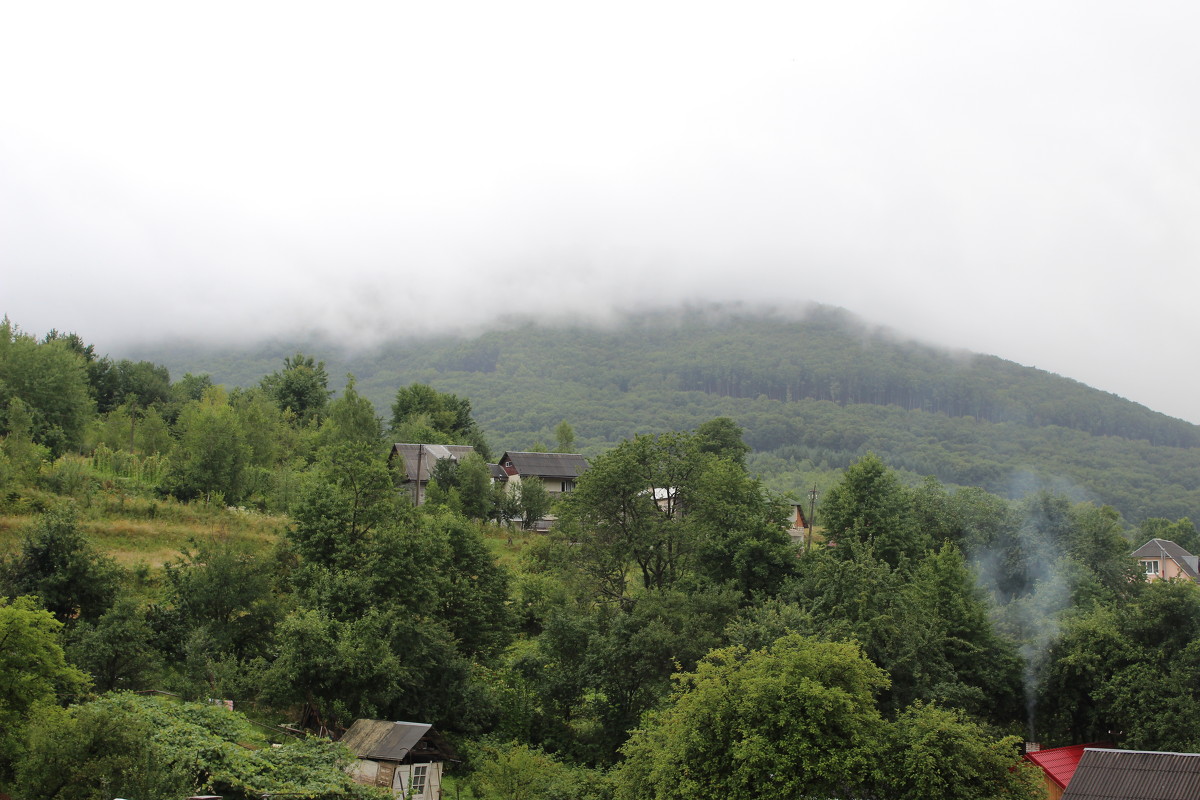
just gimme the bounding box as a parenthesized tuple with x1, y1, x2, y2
(133, 304, 1200, 523)
(5, 311, 1200, 798)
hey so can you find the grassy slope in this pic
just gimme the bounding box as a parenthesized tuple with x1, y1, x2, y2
(0, 494, 287, 568)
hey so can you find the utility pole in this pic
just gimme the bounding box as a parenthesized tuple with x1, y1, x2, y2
(414, 445, 424, 506)
(807, 485, 818, 552)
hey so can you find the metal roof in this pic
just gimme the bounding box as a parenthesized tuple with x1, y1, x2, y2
(389, 443, 477, 482)
(1132, 539, 1200, 579)
(339, 720, 432, 763)
(498, 451, 589, 479)
(1025, 743, 1112, 789)
(1062, 749, 1200, 800)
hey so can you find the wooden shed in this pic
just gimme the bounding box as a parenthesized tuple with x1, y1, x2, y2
(340, 719, 454, 799)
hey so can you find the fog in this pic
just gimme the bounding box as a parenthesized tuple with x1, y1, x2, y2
(3, 2, 1199, 421)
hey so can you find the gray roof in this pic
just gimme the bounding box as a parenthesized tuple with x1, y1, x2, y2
(340, 719, 431, 763)
(499, 451, 589, 479)
(1062, 748, 1200, 800)
(1132, 539, 1200, 579)
(389, 443, 477, 482)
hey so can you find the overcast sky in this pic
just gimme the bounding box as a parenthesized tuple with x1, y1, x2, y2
(3, 2, 1199, 422)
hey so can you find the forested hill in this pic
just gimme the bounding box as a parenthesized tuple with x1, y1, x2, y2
(129, 304, 1200, 522)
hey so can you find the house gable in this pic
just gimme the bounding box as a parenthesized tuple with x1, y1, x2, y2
(389, 443, 477, 505)
(1132, 538, 1200, 581)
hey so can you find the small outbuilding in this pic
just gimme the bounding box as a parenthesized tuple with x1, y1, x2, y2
(340, 719, 455, 799)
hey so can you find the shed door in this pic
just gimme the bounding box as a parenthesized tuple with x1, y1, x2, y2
(376, 762, 396, 788)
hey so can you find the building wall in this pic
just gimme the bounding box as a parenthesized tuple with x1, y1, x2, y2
(504, 474, 575, 495)
(396, 761, 443, 799)
(1141, 557, 1187, 581)
(350, 759, 444, 798)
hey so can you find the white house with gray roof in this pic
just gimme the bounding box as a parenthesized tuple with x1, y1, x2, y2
(496, 451, 590, 495)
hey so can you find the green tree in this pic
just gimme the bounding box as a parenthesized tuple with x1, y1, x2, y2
(614, 635, 888, 800)
(1, 508, 120, 623)
(135, 403, 173, 455)
(64, 599, 161, 693)
(170, 371, 213, 405)
(557, 432, 703, 596)
(169, 386, 251, 503)
(263, 606, 474, 728)
(317, 375, 383, 450)
(694, 416, 751, 466)
(470, 741, 596, 800)
(160, 538, 283, 661)
(260, 352, 332, 424)
(559, 430, 791, 599)
(1, 398, 51, 483)
(13, 693, 381, 800)
(0, 320, 95, 454)
(585, 586, 741, 761)
(1037, 578, 1200, 750)
(687, 457, 795, 597)
(458, 452, 496, 521)
(288, 441, 404, 568)
(554, 419, 576, 453)
(426, 452, 495, 521)
(880, 702, 1042, 800)
(0, 596, 89, 776)
(389, 383, 490, 458)
(905, 542, 1023, 723)
(821, 452, 928, 569)
(87, 357, 172, 415)
(519, 474, 553, 531)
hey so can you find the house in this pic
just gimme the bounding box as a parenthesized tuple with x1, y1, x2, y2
(786, 502, 809, 544)
(1023, 742, 1112, 800)
(495, 451, 590, 496)
(1061, 748, 1200, 799)
(1132, 538, 1200, 582)
(649, 486, 682, 518)
(389, 443, 478, 505)
(340, 719, 455, 799)
(494, 451, 590, 530)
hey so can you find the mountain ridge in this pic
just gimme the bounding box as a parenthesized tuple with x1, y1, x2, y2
(124, 303, 1200, 523)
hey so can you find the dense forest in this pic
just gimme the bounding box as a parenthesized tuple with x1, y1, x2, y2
(130, 304, 1200, 524)
(3, 313, 1200, 799)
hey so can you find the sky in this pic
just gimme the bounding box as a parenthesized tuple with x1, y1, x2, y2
(3, 2, 1200, 422)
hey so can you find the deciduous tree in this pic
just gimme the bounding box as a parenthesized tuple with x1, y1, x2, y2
(614, 635, 888, 800)
(260, 352, 331, 424)
(1, 508, 119, 623)
(821, 452, 928, 569)
(0, 596, 89, 776)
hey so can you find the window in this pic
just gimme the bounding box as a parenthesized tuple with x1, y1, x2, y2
(411, 764, 428, 797)
(1141, 560, 1160, 575)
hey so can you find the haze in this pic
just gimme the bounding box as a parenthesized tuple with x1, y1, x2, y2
(3, 2, 1199, 423)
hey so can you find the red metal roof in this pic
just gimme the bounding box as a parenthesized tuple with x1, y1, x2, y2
(1025, 743, 1113, 789)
